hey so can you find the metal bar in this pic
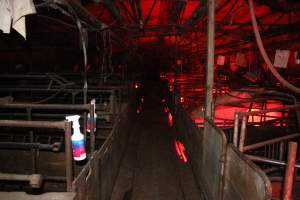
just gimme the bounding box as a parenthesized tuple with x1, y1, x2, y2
(233, 113, 239, 147)
(0, 103, 90, 111)
(245, 154, 300, 168)
(27, 108, 37, 173)
(0, 173, 42, 188)
(239, 104, 300, 117)
(64, 121, 73, 192)
(90, 103, 95, 153)
(243, 133, 300, 152)
(0, 87, 118, 93)
(215, 97, 293, 106)
(43, 175, 66, 182)
(110, 91, 114, 115)
(0, 119, 72, 191)
(0, 120, 65, 129)
(269, 176, 300, 182)
(145, 0, 157, 24)
(0, 142, 59, 151)
(280, 141, 285, 160)
(83, 111, 87, 145)
(239, 115, 247, 152)
(283, 142, 298, 200)
(0, 112, 110, 118)
(204, 0, 215, 120)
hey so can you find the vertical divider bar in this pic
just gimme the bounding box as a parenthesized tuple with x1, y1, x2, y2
(283, 142, 298, 200)
(204, 0, 215, 121)
(239, 115, 247, 152)
(233, 113, 239, 147)
(27, 108, 37, 173)
(64, 121, 74, 192)
(90, 103, 95, 153)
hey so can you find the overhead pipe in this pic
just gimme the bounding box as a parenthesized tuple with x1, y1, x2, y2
(184, 0, 229, 29)
(102, 0, 124, 25)
(170, 0, 186, 24)
(247, 0, 300, 94)
(135, 0, 144, 28)
(184, 1, 207, 27)
(145, 0, 158, 25)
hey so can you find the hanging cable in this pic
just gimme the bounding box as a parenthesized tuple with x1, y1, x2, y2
(247, 0, 300, 93)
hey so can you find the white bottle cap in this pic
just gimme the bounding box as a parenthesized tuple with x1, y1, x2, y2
(66, 115, 80, 128)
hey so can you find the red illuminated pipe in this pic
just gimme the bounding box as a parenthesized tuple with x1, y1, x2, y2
(283, 142, 298, 200)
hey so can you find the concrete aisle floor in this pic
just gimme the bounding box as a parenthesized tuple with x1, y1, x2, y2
(111, 90, 203, 200)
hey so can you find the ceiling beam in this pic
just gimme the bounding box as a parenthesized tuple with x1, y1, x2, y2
(102, 0, 124, 25)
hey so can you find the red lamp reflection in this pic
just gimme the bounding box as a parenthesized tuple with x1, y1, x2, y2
(174, 140, 188, 163)
(168, 112, 173, 127)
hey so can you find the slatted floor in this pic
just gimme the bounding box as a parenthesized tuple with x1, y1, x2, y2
(111, 89, 203, 200)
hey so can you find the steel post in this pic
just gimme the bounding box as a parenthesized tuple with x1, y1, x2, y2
(204, 0, 215, 120)
(239, 115, 247, 152)
(283, 142, 298, 200)
(90, 104, 95, 153)
(64, 121, 73, 192)
(27, 108, 37, 173)
(233, 113, 239, 147)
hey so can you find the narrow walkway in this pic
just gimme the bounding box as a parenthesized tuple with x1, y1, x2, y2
(111, 88, 202, 200)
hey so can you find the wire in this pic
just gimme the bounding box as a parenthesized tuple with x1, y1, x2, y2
(247, 0, 300, 94)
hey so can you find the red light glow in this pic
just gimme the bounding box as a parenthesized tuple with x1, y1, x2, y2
(180, 97, 185, 103)
(168, 112, 173, 127)
(134, 83, 139, 89)
(136, 105, 142, 114)
(164, 106, 169, 113)
(174, 140, 188, 163)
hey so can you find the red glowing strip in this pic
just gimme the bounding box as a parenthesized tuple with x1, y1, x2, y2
(178, 142, 187, 163)
(174, 140, 188, 163)
(168, 112, 173, 127)
(175, 140, 182, 159)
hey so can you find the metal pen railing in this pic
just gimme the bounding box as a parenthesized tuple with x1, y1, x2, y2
(0, 119, 73, 192)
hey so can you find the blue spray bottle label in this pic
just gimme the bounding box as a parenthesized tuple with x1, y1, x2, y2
(87, 99, 97, 133)
(87, 113, 97, 133)
(72, 138, 86, 161)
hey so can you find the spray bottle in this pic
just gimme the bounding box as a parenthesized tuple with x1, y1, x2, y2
(87, 99, 97, 133)
(66, 115, 86, 161)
